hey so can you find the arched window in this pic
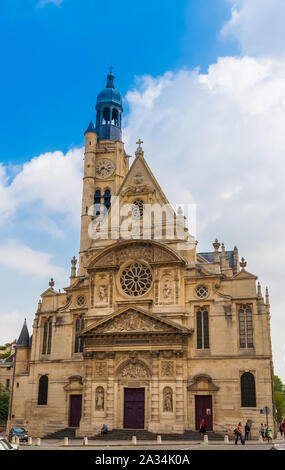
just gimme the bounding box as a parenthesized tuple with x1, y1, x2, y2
(42, 319, 52, 355)
(196, 308, 209, 349)
(102, 107, 110, 124)
(94, 190, 101, 215)
(238, 305, 254, 348)
(74, 316, 85, 353)
(112, 108, 119, 126)
(96, 109, 101, 127)
(38, 375, 48, 405)
(103, 189, 111, 210)
(241, 372, 256, 407)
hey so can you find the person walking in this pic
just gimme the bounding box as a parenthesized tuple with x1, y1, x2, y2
(259, 424, 265, 440)
(199, 418, 206, 438)
(279, 423, 283, 437)
(234, 422, 245, 445)
(281, 420, 285, 437)
(244, 421, 250, 440)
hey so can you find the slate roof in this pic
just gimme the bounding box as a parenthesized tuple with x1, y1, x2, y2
(198, 251, 234, 269)
(16, 319, 30, 347)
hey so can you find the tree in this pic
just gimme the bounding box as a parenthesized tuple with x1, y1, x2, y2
(0, 384, 9, 424)
(274, 375, 285, 424)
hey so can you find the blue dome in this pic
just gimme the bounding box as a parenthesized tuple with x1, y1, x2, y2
(96, 72, 123, 109)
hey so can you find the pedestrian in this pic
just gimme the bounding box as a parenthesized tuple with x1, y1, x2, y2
(234, 422, 245, 445)
(244, 421, 250, 440)
(281, 420, 285, 437)
(279, 423, 283, 437)
(264, 424, 268, 439)
(259, 424, 265, 440)
(199, 418, 206, 438)
(100, 424, 108, 435)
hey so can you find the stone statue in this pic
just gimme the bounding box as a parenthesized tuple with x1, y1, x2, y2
(163, 279, 172, 299)
(95, 387, 104, 411)
(98, 285, 108, 303)
(163, 387, 173, 412)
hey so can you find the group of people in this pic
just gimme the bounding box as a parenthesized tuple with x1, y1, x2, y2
(233, 421, 251, 445)
(259, 423, 273, 440)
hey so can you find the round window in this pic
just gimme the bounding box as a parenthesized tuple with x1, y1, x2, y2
(120, 262, 152, 297)
(195, 286, 208, 298)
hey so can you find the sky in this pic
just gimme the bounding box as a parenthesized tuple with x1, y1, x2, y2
(0, 0, 284, 382)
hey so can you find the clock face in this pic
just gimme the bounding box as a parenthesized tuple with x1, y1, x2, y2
(95, 159, 115, 179)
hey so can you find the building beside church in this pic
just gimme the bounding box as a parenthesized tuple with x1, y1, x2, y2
(6, 71, 276, 438)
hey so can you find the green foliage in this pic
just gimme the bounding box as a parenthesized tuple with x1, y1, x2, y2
(0, 383, 9, 424)
(0, 346, 6, 350)
(0, 351, 11, 359)
(274, 375, 284, 393)
(274, 375, 285, 423)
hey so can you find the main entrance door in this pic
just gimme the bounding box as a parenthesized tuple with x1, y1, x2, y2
(195, 395, 213, 431)
(69, 395, 82, 427)
(124, 388, 145, 429)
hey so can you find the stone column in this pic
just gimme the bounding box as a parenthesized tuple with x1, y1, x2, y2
(175, 351, 185, 433)
(78, 357, 93, 437)
(149, 351, 160, 432)
(106, 352, 115, 427)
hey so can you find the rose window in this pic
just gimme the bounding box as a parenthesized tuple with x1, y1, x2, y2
(120, 263, 152, 297)
(195, 285, 208, 298)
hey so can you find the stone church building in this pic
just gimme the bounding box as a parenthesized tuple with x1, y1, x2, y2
(7, 72, 276, 438)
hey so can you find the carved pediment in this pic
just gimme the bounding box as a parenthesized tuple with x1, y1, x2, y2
(80, 306, 192, 337)
(87, 240, 185, 270)
(187, 374, 220, 392)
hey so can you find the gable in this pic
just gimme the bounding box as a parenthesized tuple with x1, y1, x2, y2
(86, 239, 186, 270)
(80, 306, 192, 337)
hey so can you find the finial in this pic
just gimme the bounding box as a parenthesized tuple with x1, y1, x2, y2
(266, 286, 270, 305)
(177, 206, 183, 216)
(70, 256, 77, 279)
(257, 281, 263, 299)
(240, 257, 247, 270)
(135, 139, 144, 157)
(49, 278, 55, 288)
(213, 239, 220, 251)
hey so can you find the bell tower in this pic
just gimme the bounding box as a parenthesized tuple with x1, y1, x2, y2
(78, 71, 130, 275)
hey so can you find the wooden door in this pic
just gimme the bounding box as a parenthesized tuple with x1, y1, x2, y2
(69, 395, 82, 427)
(124, 388, 145, 429)
(195, 395, 213, 431)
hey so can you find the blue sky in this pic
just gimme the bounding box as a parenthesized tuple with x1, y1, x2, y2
(0, 0, 236, 164)
(1, 0, 285, 382)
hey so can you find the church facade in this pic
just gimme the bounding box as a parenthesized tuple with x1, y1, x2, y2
(7, 72, 276, 438)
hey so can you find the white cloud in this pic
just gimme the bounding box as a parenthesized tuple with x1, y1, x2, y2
(124, 56, 285, 381)
(0, 239, 67, 280)
(221, 0, 285, 58)
(0, 147, 83, 231)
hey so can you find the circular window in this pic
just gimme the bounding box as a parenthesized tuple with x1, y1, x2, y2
(77, 295, 86, 306)
(132, 200, 144, 219)
(120, 262, 152, 297)
(195, 286, 208, 298)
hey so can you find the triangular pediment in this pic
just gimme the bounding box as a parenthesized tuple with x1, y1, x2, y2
(233, 270, 257, 280)
(117, 153, 172, 207)
(80, 306, 192, 336)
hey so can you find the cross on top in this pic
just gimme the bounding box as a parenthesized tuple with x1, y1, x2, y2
(136, 139, 143, 149)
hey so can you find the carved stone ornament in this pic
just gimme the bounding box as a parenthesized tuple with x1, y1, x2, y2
(94, 310, 173, 333)
(161, 361, 174, 377)
(120, 362, 149, 379)
(98, 285, 108, 304)
(95, 362, 107, 377)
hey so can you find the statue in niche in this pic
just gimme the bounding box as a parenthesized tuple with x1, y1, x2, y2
(163, 387, 173, 412)
(162, 279, 173, 299)
(98, 285, 108, 303)
(95, 387, 104, 411)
